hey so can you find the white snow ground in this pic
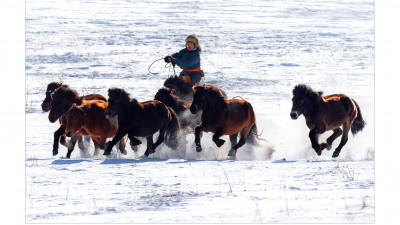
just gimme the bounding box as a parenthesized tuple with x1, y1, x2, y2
(24, 0, 375, 223)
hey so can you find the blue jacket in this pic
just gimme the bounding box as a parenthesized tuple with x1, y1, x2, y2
(171, 48, 201, 84)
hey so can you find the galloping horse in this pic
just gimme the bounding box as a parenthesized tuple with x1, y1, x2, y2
(189, 85, 256, 157)
(104, 88, 181, 157)
(290, 84, 366, 158)
(65, 102, 126, 158)
(154, 87, 200, 131)
(48, 86, 107, 157)
(42, 82, 107, 151)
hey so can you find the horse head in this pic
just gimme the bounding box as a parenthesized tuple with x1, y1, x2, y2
(190, 85, 208, 114)
(290, 84, 322, 119)
(106, 88, 130, 119)
(65, 105, 85, 137)
(48, 86, 80, 123)
(41, 82, 64, 112)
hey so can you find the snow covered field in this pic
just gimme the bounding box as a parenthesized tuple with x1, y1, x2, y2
(24, 0, 375, 223)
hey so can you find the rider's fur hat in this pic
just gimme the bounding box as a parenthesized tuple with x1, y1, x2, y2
(185, 34, 201, 51)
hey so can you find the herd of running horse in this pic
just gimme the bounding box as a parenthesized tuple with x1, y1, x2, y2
(41, 76, 366, 159)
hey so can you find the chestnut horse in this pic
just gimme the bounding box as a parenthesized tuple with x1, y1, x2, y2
(104, 88, 181, 157)
(42, 82, 107, 151)
(65, 102, 126, 158)
(48, 86, 107, 157)
(189, 85, 257, 157)
(290, 84, 366, 158)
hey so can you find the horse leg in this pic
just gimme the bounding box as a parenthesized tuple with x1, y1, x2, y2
(59, 134, 69, 147)
(152, 127, 166, 151)
(321, 128, 343, 151)
(104, 129, 128, 155)
(229, 133, 238, 148)
(144, 136, 155, 157)
(66, 134, 79, 158)
(228, 127, 251, 157)
(212, 127, 226, 147)
(77, 135, 86, 150)
(194, 123, 203, 152)
(332, 124, 350, 158)
(92, 139, 100, 156)
(53, 126, 66, 156)
(118, 136, 127, 155)
(309, 128, 322, 155)
(128, 133, 142, 152)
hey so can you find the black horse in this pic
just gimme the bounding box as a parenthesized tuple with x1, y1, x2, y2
(290, 84, 366, 157)
(104, 88, 181, 157)
(154, 87, 201, 131)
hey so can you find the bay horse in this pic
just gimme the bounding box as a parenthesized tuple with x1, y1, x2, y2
(48, 86, 107, 157)
(65, 102, 126, 158)
(189, 85, 257, 157)
(104, 88, 181, 157)
(42, 82, 107, 151)
(290, 84, 366, 158)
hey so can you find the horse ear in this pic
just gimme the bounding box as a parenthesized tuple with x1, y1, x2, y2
(317, 91, 323, 96)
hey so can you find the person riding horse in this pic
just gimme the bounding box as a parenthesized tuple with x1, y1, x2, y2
(164, 34, 203, 85)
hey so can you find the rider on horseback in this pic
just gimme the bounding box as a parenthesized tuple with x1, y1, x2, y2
(164, 34, 203, 85)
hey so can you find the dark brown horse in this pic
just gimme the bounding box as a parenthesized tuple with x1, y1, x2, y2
(104, 88, 181, 157)
(163, 75, 194, 101)
(189, 85, 257, 157)
(290, 84, 366, 158)
(154, 87, 200, 131)
(48, 86, 107, 157)
(65, 101, 126, 158)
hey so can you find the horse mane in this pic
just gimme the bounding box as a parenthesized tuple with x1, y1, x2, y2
(195, 85, 226, 102)
(154, 87, 187, 113)
(164, 75, 192, 94)
(293, 84, 323, 103)
(47, 82, 67, 90)
(51, 86, 80, 103)
(108, 88, 138, 107)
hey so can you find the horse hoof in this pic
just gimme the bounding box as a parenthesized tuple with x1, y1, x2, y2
(228, 149, 237, 157)
(120, 149, 127, 155)
(214, 139, 226, 147)
(131, 145, 138, 152)
(320, 143, 328, 150)
(332, 152, 339, 158)
(195, 145, 202, 152)
(53, 150, 58, 156)
(103, 150, 111, 156)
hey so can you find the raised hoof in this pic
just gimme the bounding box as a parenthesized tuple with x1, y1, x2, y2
(195, 145, 202, 152)
(120, 149, 127, 155)
(131, 145, 139, 152)
(320, 143, 328, 150)
(332, 151, 340, 158)
(103, 150, 111, 156)
(316, 149, 322, 156)
(228, 149, 237, 157)
(214, 139, 226, 147)
(53, 150, 58, 156)
(144, 149, 155, 157)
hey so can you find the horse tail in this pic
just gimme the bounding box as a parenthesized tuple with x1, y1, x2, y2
(246, 123, 267, 146)
(165, 107, 181, 149)
(351, 99, 366, 135)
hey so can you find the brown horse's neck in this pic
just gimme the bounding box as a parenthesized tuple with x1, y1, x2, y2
(203, 96, 226, 118)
